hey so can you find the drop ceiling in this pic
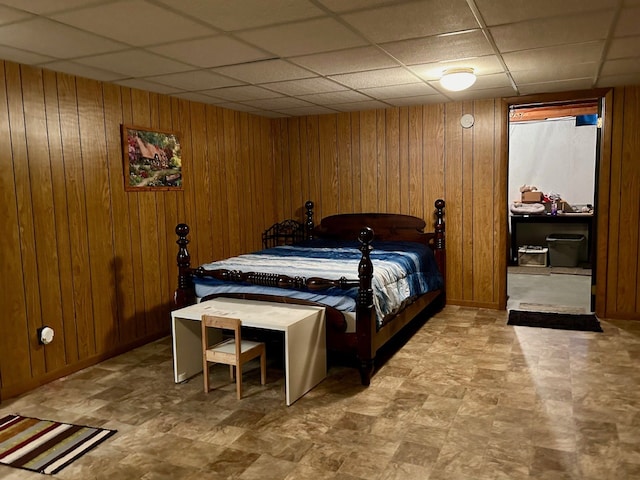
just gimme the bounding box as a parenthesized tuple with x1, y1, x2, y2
(0, 0, 638, 118)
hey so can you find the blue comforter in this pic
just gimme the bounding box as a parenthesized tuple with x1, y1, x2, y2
(194, 240, 443, 324)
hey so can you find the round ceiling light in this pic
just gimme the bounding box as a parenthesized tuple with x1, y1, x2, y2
(440, 68, 477, 91)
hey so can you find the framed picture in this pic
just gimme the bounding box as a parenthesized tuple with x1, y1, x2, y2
(122, 124, 183, 191)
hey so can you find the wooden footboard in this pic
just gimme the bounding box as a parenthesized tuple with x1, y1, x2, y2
(174, 199, 445, 386)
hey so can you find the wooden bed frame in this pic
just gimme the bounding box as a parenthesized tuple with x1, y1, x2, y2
(174, 199, 446, 385)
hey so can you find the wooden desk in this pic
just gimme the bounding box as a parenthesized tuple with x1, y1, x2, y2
(171, 298, 326, 406)
(510, 213, 594, 265)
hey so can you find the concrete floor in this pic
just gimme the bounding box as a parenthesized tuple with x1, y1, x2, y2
(507, 268, 592, 313)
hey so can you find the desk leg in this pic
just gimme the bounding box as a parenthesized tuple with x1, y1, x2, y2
(172, 317, 205, 383)
(284, 310, 326, 406)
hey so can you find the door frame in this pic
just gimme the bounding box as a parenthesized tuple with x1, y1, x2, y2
(500, 88, 613, 314)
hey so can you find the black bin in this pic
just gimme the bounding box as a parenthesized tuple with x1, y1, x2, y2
(546, 233, 585, 267)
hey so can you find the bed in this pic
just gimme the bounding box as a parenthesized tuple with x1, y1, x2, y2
(174, 199, 446, 385)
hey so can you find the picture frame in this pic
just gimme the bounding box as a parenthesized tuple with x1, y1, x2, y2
(122, 124, 183, 191)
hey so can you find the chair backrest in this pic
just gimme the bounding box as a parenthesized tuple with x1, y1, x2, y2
(202, 315, 242, 358)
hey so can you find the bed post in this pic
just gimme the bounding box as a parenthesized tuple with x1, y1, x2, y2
(175, 223, 195, 308)
(304, 200, 314, 240)
(356, 227, 375, 386)
(434, 199, 446, 285)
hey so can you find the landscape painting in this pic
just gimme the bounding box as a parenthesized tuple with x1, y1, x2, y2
(123, 125, 183, 191)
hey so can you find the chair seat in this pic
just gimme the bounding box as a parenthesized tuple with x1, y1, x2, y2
(209, 339, 264, 355)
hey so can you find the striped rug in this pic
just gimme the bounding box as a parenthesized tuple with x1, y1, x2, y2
(0, 414, 116, 475)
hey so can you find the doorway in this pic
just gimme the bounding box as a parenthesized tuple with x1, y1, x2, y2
(506, 99, 601, 314)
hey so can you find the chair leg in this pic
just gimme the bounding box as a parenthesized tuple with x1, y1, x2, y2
(236, 364, 242, 400)
(229, 365, 234, 381)
(203, 359, 209, 394)
(260, 351, 266, 386)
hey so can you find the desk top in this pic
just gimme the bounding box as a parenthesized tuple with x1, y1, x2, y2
(171, 298, 325, 331)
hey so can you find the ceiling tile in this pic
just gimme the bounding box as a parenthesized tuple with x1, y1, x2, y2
(264, 77, 346, 95)
(330, 67, 420, 89)
(511, 63, 598, 84)
(359, 82, 437, 99)
(466, 72, 513, 89)
(614, 6, 640, 36)
(444, 85, 518, 100)
(235, 17, 367, 57)
(491, 11, 613, 53)
(215, 102, 261, 112)
(289, 46, 398, 75)
(145, 70, 242, 91)
(607, 36, 640, 59)
(410, 55, 504, 81)
(148, 35, 271, 68)
(596, 72, 640, 87)
(316, 0, 399, 13)
(0, 0, 104, 14)
(601, 58, 640, 76)
(0, 18, 126, 58)
(172, 91, 222, 104)
(503, 43, 604, 71)
(0, 45, 54, 65)
(38, 60, 127, 82)
(0, 4, 33, 24)
(155, 0, 324, 31)
(52, 0, 215, 47)
(518, 78, 594, 94)
(76, 50, 192, 77)
(199, 85, 282, 101)
(244, 97, 314, 109)
(330, 100, 389, 112)
(114, 78, 184, 94)
(475, 0, 618, 26)
(385, 94, 448, 106)
(213, 59, 315, 84)
(276, 105, 338, 116)
(297, 90, 371, 104)
(381, 30, 493, 65)
(341, 0, 479, 43)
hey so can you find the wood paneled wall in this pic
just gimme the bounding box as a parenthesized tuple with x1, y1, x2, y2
(271, 100, 508, 310)
(0, 61, 277, 398)
(1, 58, 638, 400)
(596, 86, 640, 319)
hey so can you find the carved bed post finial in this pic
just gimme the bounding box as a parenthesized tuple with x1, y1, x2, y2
(356, 226, 374, 385)
(175, 223, 195, 307)
(305, 200, 314, 240)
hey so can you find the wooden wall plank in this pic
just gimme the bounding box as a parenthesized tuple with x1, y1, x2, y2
(617, 87, 640, 313)
(0, 61, 32, 387)
(386, 108, 400, 213)
(360, 110, 378, 213)
(398, 107, 409, 215)
(471, 99, 496, 304)
(120, 87, 146, 341)
(57, 72, 94, 359)
(6, 63, 45, 376)
(21, 66, 66, 370)
(77, 77, 117, 351)
(102, 83, 133, 345)
(444, 102, 464, 302)
(408, 106, 423, 219)
(319, 114, 339, 215)
(376, 109, 387, 212)
(351, 112, 362, 213)
(43, 69, 76, 365)
(336, 112, 353, 213)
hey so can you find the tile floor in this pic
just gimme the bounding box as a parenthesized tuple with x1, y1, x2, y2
(1, 305, 639, 480)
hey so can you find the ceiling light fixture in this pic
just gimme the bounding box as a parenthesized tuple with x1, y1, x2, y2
(440, 67, 477, 91)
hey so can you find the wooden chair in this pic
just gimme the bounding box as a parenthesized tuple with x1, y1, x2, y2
(201, 315, 266, 399)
